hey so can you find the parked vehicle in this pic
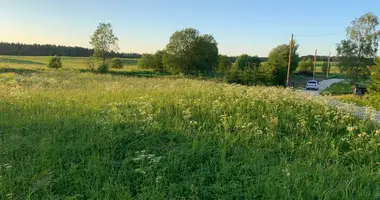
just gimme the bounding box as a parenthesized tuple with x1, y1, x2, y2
(305, 80, 319, 90)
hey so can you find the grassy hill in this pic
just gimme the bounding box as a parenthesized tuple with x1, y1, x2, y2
(0, 56, 379, 199)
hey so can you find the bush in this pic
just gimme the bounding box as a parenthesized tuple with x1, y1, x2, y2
(109, 58, 123, 69)
(47, 56, 63, 68)
(137, 54, 154, 69)
(295, 59, 313, 76)
(97, 64, 109, 73)
(255, 62, 275, 85)
(225, 54, 261, 85)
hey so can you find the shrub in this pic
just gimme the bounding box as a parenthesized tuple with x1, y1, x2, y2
(137, 54, 154, 69)
(97, 64, 109, 73)
(295, 59, 313, 76)
(109, 58, 123, 69)
(47, 56, 63, 68)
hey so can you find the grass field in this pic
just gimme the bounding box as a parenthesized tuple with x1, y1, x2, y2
(1, 56, 380, 199)
(0, 56, 138, 70)
(321, 79, 371, 96)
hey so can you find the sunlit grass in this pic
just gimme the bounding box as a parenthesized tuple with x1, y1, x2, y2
(1, 70, 379, 199)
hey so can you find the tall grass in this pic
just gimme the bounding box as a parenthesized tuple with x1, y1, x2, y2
(1, 71, 380, 199)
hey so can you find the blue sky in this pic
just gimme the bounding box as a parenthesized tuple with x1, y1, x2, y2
(1, 0, 379, 56)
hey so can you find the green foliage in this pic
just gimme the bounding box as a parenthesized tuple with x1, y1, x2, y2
(152, 50, 164, 72)
(369, 57, 380, 93)
(337, 12, 380, 84)
(216, 55, 232, 74)
(367, 57, 380, 109)
(337, 40, 371, 83)
(138, 53, 154, 69)
(225, 54, 261, 85)
(232, 54, 261, 70)
(90, 23, 119, 64)
(322, 61, 328, 74)
(109, 58, 123, 69)
(137, 51, 164, 71)
(254, 62, 276, 85)
(321, 82, 353, 96)
(296, 58, 313, 75)
(268, 42, 300, 86)
(162, 28, 218, 75)
(1, 71, 379, 199)
(47, 56, 63, 69)
(97, 63, 109, 73)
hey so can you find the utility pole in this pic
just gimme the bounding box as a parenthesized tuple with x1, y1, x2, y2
(326, 52, 331, 79)
(286, 33, 293, 87)
(313, 49, 317, 80)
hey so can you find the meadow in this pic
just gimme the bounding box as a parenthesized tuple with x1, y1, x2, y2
(1, 56, 380, 199)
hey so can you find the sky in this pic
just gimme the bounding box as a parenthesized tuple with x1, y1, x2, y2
(1, 0, 379, 57)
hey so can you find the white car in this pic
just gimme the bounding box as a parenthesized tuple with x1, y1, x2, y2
(305, 80, 319, 90)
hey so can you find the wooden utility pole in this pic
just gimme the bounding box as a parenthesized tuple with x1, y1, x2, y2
(326, 52, 331, 78)
(286, 33, 293, 87)
(313, 49, 317, 80)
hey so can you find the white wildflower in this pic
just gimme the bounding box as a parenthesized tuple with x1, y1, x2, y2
(346, 126, 356, 132)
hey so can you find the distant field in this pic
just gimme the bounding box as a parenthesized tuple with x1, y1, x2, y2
(0, 55, 138, 70)
(314, 61, 339, 73)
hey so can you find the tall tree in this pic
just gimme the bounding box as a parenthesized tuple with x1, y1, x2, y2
(216, 55, 232, 74)
(268, 42, 299, 85)
(337, 12, 380, 84)
(162, 28, 218, 75)
(89, 23, 119, 65)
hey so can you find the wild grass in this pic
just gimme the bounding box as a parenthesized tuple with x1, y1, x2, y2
(1, 70, 380, 199)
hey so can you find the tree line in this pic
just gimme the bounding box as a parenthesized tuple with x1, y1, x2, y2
(300, 55, 339, 62)
(136, 27, 299, 86)
(0, 42, 141, 58)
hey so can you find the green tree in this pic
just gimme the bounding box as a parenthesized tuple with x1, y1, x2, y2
(162, 28, 218, 75)
(296, 58, 313, 75)
(226, 54, 261, 84)
(232, 54, 261, 70)
(368, 57, 380, 108)
(152, 50, 164, 72)
(137, 53, 154, 69)
(255, 62, 275, 85)
(369, 57, 380, 93)
(321, 61, 328, 74)
(216, 55, 232, 74)
(47, 56, 63, 69)
(90, 23, 119, 65)
(337, 12, 380, 84)
(268, 42, 299, 85)
(337, 40, 371, 84)
(109, 58, 123, 69)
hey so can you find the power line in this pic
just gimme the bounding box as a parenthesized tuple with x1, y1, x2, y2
(294, 31, 344, 38)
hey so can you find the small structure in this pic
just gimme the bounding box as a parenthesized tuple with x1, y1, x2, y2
(353, 85, 368, 96)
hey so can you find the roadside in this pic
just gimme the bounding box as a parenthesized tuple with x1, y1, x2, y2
(297, 79, 380, 123)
